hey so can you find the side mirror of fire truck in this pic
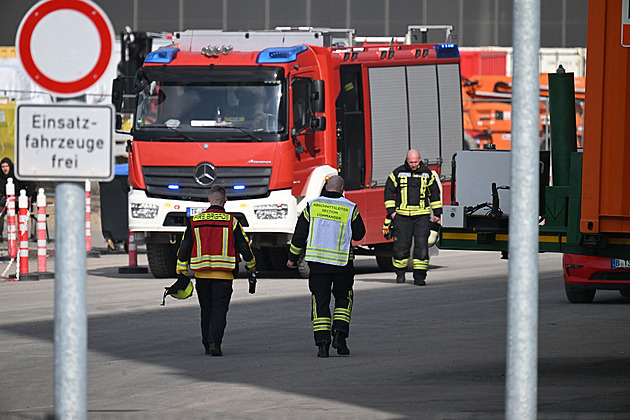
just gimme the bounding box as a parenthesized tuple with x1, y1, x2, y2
(112, 78, 123, 112)
(312, 80, 325, 113)
(310, 116, 326, 131)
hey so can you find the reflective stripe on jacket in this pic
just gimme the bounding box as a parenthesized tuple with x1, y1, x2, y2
(304, 196, 356, 266)
(384, 163, 442, 217)
(189, 210, 237, 271)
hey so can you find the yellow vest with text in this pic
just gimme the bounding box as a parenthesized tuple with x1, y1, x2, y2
(304, 196, 356, 266)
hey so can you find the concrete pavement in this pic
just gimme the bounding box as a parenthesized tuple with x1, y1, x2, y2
(1, 250, 629, 419)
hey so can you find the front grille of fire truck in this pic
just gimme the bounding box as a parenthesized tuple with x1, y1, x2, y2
(142, 166, 272, 201)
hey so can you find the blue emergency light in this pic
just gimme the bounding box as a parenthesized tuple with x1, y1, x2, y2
(168, 184, 180, 190)
(145, 47, 180, 64)
(257, 45, 308, 64)
(233, 185, 246, 190)
(435, 43, 459, 59)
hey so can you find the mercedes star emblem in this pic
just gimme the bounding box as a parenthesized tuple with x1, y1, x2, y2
(194, 163, 216, 186)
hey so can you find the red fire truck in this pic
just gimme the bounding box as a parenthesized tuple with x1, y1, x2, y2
(113, 27, 464, 277)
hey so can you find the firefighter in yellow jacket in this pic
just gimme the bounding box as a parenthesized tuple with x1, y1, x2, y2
(384, 149, 442, 285)
(287, 175, 366, 357)
(176, 185, 256, 356)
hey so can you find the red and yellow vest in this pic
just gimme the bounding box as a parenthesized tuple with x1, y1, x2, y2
(189, 209, 238, 272)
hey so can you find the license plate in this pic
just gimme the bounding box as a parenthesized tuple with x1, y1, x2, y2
(186, 207, 206, 217)
(611, 258, 630, 269)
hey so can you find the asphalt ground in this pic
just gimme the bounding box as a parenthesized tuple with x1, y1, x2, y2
(1, 247, 629, 419)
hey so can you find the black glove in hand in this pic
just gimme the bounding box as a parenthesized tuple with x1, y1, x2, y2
(248, 270, 257, 294)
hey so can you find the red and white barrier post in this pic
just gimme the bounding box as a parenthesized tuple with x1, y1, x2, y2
(85, 180, 100, 257)
(15, 190, 38, 280)
(85, 180, 91, 252)
(37, 188, 46, 271)
(35, 188, 53, 279)
(128, 230, 138, 267)
(117, 229, 148, 274)
(6, 178, 17, 259)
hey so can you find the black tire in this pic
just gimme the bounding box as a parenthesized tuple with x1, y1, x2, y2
(146, 242, 178, 278)
(266, 246, 290, 271)
(565, 283, 596, 303)
(376, 255, 394, 272)
(252, 248, 272, 271)
(620, 289, 630, 298)
(374, 243, 394, 272)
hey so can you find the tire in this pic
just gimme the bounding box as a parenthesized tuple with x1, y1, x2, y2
(374, 243, 394, 272)
(376, 255, 394, 272)
(266, 246, 290, 271)
(620, 290, 630, 298)
(564, 283, 596, 303)
(146, 242, 178, 278)
(252, 248, 272, 271)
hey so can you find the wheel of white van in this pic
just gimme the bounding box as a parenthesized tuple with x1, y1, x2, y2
(297, 254, 310, 279)
(146, 242, 178, 278)
(564, 283, 596, 303)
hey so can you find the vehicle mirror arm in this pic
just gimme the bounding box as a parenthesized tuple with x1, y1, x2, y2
(290, 128, 306, 154)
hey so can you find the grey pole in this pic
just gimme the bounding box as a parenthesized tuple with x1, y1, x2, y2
(54, 182, 87, 420)
(506, 0, 540, 418)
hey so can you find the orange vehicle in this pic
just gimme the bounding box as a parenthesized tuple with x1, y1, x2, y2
(439, 0, 630, 283)
(462, 74, 585, 150)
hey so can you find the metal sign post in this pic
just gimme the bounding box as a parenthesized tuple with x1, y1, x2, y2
(54, 182, 87, 420)
(506, 0, 541, 419)
(15, 2, 115, 419)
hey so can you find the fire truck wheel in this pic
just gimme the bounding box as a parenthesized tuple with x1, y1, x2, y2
(375, 256, 394, 272)
(252, 248, 272, 271)
(147, 242, 178, 278)
(266, 246, 290, 271)
(564, 283, 596, 303)
(374, 243, 394, 272)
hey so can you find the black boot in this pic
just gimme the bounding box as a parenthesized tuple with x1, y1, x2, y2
(413, 271, 427, 286)
(332, 332, 350, 355)
(317, 343, 330, 358)
(209, 342, 222, 356)
(395, 271, 406, 283)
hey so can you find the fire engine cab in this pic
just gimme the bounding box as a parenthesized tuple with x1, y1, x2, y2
(112, 26, 465, 277)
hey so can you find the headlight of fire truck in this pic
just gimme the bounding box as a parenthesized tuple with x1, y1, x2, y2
(131, 203, 159, 219)
(253, 204, 288, 220)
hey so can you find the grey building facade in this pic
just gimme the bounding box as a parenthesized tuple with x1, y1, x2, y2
(2, 0, 587, 47)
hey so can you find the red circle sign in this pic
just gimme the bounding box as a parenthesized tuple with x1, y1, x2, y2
(16, 0, 114, 96)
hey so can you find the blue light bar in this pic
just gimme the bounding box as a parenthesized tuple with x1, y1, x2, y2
(233, 185, 246, 190)
(145, 47, 180, 64)
(434, 43, 459, 59)
(257, 45, 308, 64)
(168, 184, 180, 190)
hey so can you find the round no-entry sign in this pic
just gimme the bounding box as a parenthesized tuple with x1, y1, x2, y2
(16, 0, 115, 97)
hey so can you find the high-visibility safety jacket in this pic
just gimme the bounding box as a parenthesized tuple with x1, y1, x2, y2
(176, 206, 256, 274)
(384, 162, 443, 217)
(302, 196, 357, 266)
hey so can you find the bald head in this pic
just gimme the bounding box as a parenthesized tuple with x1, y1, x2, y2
(406, 149, 421, 171)
(325, 175, 345, 193)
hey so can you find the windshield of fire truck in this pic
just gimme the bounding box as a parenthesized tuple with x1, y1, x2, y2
(135, 66, 286, 141)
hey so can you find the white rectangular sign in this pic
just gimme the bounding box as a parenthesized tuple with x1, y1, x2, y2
(16, 104, 114, 181)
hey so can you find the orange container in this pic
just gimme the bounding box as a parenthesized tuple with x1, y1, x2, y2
(581, 0, 630, 234)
